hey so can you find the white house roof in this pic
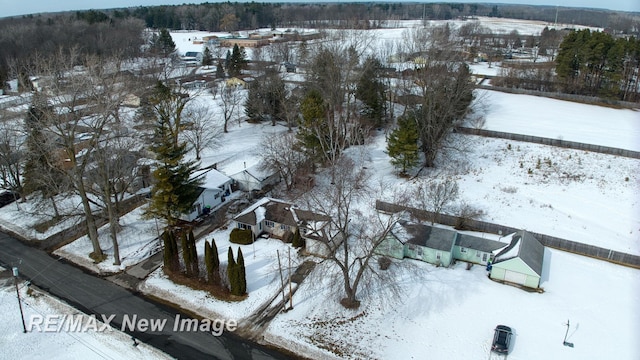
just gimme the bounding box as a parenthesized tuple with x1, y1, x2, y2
(193, 168, 232, 190)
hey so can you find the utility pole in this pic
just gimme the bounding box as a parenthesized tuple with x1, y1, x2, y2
(288, 247, 293, 310)
(12, 267, 27, 333)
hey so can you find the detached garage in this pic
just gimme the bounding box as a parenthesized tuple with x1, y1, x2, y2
(489, 230, 544, 289)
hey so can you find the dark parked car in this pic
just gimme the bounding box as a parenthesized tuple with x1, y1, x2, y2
(491, 325, 512, 354)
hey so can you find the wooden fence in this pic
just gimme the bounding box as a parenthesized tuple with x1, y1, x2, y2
(375, 200, 640, 269)
(456, 127, 640, 160)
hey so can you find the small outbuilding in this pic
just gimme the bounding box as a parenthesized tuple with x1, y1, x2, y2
(489, 230, 545, 289)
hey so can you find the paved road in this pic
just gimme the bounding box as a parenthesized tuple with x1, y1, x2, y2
(0, 231, 293, 360)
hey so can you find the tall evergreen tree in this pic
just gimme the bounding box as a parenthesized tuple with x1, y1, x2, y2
(181, 231, 192, 276)
(216, 60, 225, 78)
(202, 47, 213, 67)
(188, 229, 199, 277)
(154, 28, 176, 56)
(204, 240, 212, 279)
(145, 83, 203, 227)
(162, 230, 180, 273)
(228, 44, 247, 77)
(356, 56, 386, 127)
(237, 247, 246, 295)
(297, 89, 326, 165)
(292, 227, 304, 248)
(387, 115, 420, 176)
(227, 247, 240, 295)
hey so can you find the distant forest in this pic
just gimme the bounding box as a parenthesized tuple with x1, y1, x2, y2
(0, 2, 638, 93)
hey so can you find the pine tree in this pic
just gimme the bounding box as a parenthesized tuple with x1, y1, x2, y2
(154, 28, 176, 56)
(216, 60, 225, 79)
(237, 247, 246, 295)
(292, 227, 304, 248)
(356, 56, 386, 127)
(297, 89, 326, 164)
(145, 83, 203, 227)
(228, 44, 247, 78)
(202, 47, 213, 67)
(387, 115, 420, 176)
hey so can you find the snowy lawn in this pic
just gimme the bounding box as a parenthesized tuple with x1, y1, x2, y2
(140, 224, 301, 322)
(265, 248, 640, 360)
(0, 279, 171, 360)
(473, 89, 640, 151)
(54, 205, 164, 274)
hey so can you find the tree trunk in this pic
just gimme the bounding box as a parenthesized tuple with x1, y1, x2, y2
(77, 181, 103, 259)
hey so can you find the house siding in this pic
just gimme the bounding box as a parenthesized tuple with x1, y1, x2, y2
(453, 246, 493, 265)
(405, 245, 453, 267)
(490, 258, 540, 288)
(376, 236, 404, 259)
(182, 189, 222, 221)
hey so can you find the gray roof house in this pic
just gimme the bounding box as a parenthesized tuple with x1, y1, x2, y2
(489, 230, 545, 289)
(232, 197, 336, 257)
(380, 221, 457, 267)
(453, 233, 508, 266)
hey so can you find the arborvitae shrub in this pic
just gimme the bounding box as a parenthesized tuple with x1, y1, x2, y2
(230, 228, 253, 245)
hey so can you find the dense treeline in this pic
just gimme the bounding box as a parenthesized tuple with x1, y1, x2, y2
(0, 14, 145, 88)
(556, 29, 640, 101)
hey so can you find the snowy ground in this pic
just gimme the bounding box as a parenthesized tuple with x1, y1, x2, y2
(140, 226, 301, 323)
(0, 278, 171, 360)
(265, 247, 640, 360)
(53, 205, 164, 274)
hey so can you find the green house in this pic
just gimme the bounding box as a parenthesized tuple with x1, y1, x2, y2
(377, 221, 457, 267)
(453, 233, 508, 266)
(489, 230, 545, 289)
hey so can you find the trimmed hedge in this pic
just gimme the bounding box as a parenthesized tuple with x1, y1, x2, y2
(230, 228, 253, 245)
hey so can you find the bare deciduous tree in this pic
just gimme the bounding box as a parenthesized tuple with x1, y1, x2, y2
(182, 102, 222, 160)
(304, 157, 404, 308)
(219, 82, 242, 132)
(413, 177, 459, 224)
(258, 131, 304, 191)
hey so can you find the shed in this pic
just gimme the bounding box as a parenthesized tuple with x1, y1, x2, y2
(490, 230, 545, 289)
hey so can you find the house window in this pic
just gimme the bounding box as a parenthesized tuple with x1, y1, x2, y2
(238, 223, 252, 231)
(280, 224, 290, 231)
(460, 247, 467, 253)
(417, 247, 423, 256)
(482, 253, 488, 262)
(408, 244, 415, 251)
(265, 220, 274, 228)
(436, 252, 442, 260)
(476, 251, 481, 257)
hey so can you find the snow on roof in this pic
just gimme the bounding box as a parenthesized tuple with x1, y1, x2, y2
(494, 232, 521, 260)
(199, 168, 231, 190)
(255, 206, 266, 226)
(493, 230, 545, 276)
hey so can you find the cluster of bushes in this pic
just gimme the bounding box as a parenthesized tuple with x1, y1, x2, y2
(230, 228, 253, 245)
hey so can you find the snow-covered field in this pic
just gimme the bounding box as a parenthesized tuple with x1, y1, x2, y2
(0, 277, 171, 360)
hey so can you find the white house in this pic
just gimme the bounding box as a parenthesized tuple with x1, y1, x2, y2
(232, 197, 337, 256)
(229, 163, 280, 192)
(182, 168, 233, 222)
